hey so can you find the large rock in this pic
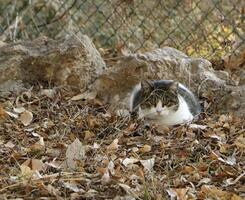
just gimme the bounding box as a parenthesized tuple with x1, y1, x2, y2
(0, 34, 106, 94)
(93, 47, 244, 117)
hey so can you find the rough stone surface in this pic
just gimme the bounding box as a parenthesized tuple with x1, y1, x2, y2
(0, 34, 106, 94)
(94, 47, 244, 117)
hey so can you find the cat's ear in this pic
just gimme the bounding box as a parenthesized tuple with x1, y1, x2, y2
(141, 80, 153, 92)
(169, 81, 179, 93)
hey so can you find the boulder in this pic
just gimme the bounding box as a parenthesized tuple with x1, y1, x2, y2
(0, 34, 106, 94)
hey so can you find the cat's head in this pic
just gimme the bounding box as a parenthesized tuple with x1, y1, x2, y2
(130, 80, 180, 119)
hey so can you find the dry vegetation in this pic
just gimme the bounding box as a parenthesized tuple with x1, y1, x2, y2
(0, 83, 244, 199)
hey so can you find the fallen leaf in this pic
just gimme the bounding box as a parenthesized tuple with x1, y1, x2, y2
(107, 138, 119, 151)
(182, 166, 195, 174)
(20, 165, 34, 179)
(234, 135, 245, 150)
(13, 107, 25, 113)
(63, 182, 85, 193)
(101, 169, 111, 185)
(45, 184, 62, 197)
(71, 91, 97, 101)
(41, 89, 56, 98)
(4, 141, 15, 148)
(116, 109, 130, 117)
(5, 111, 18, 119)
(108, 160, 115, 175)
(122, 157, 139, 167)
(84, 130, 95, 140)
(62, 138, 86, 170)
(140, 157, 155, 172)
(20, 110, 33, 126)
(22, 158, 44, 171)
(20, 158, 44, 180)
(189, 124, 207, 130)
(0, 105, 7, 122)
(93, 142, 100, 149)
(200, 185, 235, 200)
(118, 183, 138, 198)
(197, 178, 211, 187)
(139, 144, 151, 153)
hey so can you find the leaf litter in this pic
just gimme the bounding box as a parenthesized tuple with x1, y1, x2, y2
(0, 86, 244, 199)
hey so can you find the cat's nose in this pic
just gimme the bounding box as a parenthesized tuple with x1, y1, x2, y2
(156, 109, 162, 114)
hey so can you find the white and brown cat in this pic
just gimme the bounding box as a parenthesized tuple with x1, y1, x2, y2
(130, 80, 201, 126)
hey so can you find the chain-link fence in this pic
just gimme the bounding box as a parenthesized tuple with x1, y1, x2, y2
(0, 0, 244, 63)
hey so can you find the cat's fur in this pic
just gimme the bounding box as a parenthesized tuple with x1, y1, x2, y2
(130, 80, 201, 126)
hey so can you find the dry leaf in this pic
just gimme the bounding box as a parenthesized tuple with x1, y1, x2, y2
(22, 158, 44, 171)
(13, 106, 25, 113)
(140, 157, 155, 172)
(93, 142, 100, 149)
(20, 159, 44, 179)
(20, 110, 33, 126)
(122, 157, 139, 167)
(116, 109, 130, 117)
(84, 130, 95, 140)
(108, 160, 115, 175)
(5, 111, 18, 119)
(41, 89, 56, 98)
(101, 169, 111, 185)
(4, 141, 15, 148)
(200, 185, 233, 200)
(46, 184, 62, 197)
(139, 144, 151, 153)
(182, 166, 195, 174)
(197, 178, 211, 187)
(62, 138, 86, 170)
(71, 91, 97, 101)
(234, 135, 245, 150)
(20, 165, 34, 179)
(107, 138, 119, 151)
(0, 105, 7, 120)
(118, 183, 138, 198)
(189, 124, 207, 130)
(63, 182, 85, 193)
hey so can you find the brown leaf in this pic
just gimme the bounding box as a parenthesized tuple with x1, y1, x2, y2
(182, 166, 194, 174)
(87, 115, 100, 128)
(122, 157, 139, 168)
(20, 110, 33, 126)
(234, 135, 245, 150)
(107, 138, 119, 151)
(4, 140, 15, 148)
(140, 157, 155, 172)
(71, 91, 97, 101)
(20, 158, 44, 180)
(139, 144, 151, 153)
(22, 158, 44, 171)
(0, 105, 7, 120)
(199, 185, 236, 200)
(62, 138, 86, 170)
(84, 130, 95, 140)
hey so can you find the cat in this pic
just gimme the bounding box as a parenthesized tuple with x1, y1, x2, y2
(129, 80, 201, 126)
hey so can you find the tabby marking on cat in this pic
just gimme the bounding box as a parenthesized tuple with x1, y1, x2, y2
(130, 80, 201, 126)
